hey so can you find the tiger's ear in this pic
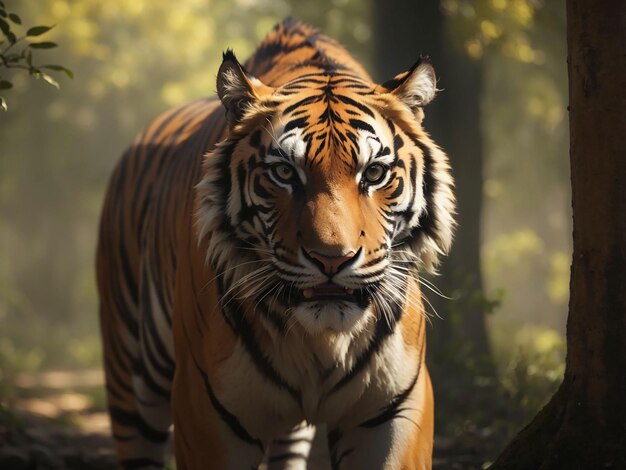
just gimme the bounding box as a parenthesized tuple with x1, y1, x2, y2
(217, 50, 271, 127)
(380, 58, 437, 120)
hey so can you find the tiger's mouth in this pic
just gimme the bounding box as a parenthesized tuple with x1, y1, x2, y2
(297, 282, 372, 306)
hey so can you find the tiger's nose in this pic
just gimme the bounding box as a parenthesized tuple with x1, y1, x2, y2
(305, 249, 359, 275)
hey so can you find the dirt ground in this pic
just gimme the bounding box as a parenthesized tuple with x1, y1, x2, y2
(0, 370, 490, 469)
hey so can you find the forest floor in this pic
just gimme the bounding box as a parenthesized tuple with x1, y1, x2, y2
(0, 370, 493, 469)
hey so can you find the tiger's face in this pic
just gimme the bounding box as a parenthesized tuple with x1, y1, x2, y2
(197, 52, 455, 335)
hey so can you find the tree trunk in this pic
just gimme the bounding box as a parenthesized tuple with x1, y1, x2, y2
(372, 0, 493, 375)
(492, 1, 626, 467)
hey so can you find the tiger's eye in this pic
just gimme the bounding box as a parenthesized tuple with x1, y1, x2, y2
(363, 163, 387, 185)
(272, 163, 295, 183)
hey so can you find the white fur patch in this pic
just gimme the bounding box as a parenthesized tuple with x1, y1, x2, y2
(263, 127, 308, 185)
(356, 133, 381, 168)
(355, 126, 395, 195)
(220, 68, 246, 101)
(355, 127, 391, 168)
(396, 63, 437, 108)
(278, 129, 307, 161)
(291, 302, 375, 336)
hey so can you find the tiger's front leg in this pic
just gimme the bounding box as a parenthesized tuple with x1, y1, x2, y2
(264, 422, 316, 469)
(327, 367, 434, 470)
(171, 349, 268, 470)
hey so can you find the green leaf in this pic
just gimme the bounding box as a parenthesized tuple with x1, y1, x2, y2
(0, 18, 16, 44)
(8, 13, 20, 24)
(42, 64, 74, 79)
(40, 72, 59, 89)
(29, 41, 57, 49)
(0, 16, 9, 34)
(0, 80, 12, 90)
(0, 9, 6, 18)
(0, 96, 7, 112)
(26, 25, 54, 37)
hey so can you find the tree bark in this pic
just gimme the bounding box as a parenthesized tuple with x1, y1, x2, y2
(372, 1, 492, 371)
(492, 1, 626, 467)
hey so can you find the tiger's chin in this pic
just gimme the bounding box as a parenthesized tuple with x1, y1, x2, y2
(291, 301, 375, 335)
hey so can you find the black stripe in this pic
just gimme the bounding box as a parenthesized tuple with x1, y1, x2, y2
(284, 117, 308, 133)
(253, 174, 272, 198)
(396, 154, 418, 226)
(117, 238, 139, 317)
(108, 406, 169, 444)
(393, 134, 404, 154)
(412, 140, 438, 239)
(204, 375, 263, 451)
(237, 161, 254, 222)
(327, 428, 342, 452)
(268, 452, 308, 463)
(215, 278, 302, 403)
(189, 351, 264, 451)
(328, 428, 351, 470)
(335, 94, 374, 117)
(249, 129, 262, 147)
(140, 272, 175, 375)
(133, 353, 170, 399)
(106, 333, 134, 396)
(361, 254, 387, 269)
(359, 371, 420, 428)
(283, 77, 328, 88)
(258, 299, 288, 333)
(333, 448, 354, 470)
(409, 155, 418, 211)
(349, 118, 375, 134)
(387, 176, 404, 200)
(105, 381, 125, 401)
(328, 317, 395, 395)
(111, 152, 139, 311)
(330, 77, 369, 86)
(284, 94, 324, 115)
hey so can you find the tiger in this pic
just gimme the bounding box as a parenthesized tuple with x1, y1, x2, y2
(96, 17, 455, 470)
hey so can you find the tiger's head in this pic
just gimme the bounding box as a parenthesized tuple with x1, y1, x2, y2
(197, 51, 455, 336)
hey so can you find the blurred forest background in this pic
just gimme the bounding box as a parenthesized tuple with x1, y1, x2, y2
(0, 0, 569, 466)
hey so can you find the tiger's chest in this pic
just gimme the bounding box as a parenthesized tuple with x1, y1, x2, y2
(211, 322, 420, 439)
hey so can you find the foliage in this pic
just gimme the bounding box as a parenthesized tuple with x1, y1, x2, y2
(442, 0, 543, 62)
(430, 0, 570, 336)
(433, 321, 565, 462)
(0, 2, 72, 111)
(497, 326, 564, 416)
(456, 0, 570, 331)
(440, 272, 506, 323)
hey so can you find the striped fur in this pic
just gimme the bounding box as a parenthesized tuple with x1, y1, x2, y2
(97, 18, 455, 470)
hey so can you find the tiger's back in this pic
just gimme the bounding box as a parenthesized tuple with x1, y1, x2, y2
(97, 98, 226, 465)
